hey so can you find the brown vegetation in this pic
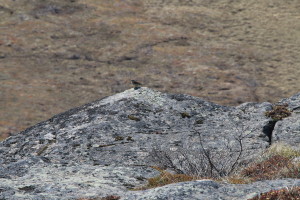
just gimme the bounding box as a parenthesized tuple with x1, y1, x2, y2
(248, 187, 300, 200)
(265, 104, 292, 121)
(241, 155, 299, 181)
(134, 166, 203, 190)
(141, 143, 300, 191)
(77, 195, 120, 200)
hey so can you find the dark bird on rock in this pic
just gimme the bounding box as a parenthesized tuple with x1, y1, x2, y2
(131, 80, 142, 90)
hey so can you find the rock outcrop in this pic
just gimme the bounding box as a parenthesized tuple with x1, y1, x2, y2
(0, 88, 299, 199)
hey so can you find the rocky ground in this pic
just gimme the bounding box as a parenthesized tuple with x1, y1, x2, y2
(1, 0, 300, 139)
(0, 87, 299, 199)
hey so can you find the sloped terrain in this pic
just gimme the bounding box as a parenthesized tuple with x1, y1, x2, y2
(1, 0, 300, 139)
(0, 88, 299, 199)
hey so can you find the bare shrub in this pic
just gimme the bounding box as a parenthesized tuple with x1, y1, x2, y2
(150, 131, 250, 178)
(149, 111, 260, 179)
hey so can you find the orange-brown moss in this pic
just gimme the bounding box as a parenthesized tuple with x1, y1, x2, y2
(248, 187, 300, 200)
(241, 155, 300, 181)
(265, 104, 291, 121)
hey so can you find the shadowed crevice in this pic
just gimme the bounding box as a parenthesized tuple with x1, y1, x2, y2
(263, 120, 277, 144)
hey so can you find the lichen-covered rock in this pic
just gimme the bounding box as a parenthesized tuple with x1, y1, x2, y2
(0, 88, 299, 199)
(123, 179, 300, 200)
(272, 92, 300, 150)
(0, 164, 159, 200)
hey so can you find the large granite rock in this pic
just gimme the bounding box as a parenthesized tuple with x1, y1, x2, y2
(124, 179, 300, 200)
(272, 92, 300, 150)
(0, 88, 299, 199)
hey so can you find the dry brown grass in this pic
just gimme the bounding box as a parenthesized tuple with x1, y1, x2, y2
(219, 143, 300, 185)
(134, 166, 207, 190)
(77, 195, 120, 200)
(2, 0, 300, 140)
(262, 143, 300, 159)
(222, 175, 252, 184)
(248, 187, 300, 200)
(240, 155, 298, 181)
(235, 143, 300, 182)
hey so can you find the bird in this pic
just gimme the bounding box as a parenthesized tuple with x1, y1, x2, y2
(131, 80, 142, 90)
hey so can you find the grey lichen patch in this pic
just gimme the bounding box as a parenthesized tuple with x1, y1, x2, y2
(95, 88, 169, 109)
(130, 88, 175, 108)
(0, 165, 158, 199)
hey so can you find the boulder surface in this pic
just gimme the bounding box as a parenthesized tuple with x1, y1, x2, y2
(0, 88, 299, 199)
